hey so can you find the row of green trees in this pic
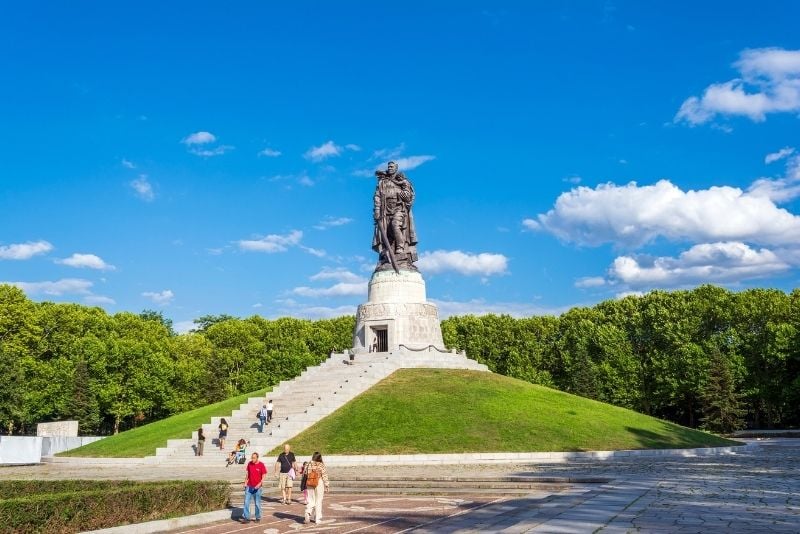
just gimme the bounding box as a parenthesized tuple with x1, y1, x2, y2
(0, 285, 352, 435)
(1, 284, 798, 435)
(442, 285, 800, 432)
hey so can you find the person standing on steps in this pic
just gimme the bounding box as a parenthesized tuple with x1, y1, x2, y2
(257, 404, 268, 433)
(275, 443, 298, 505)
(304, 451, 330, 525)
(196, 427, 205, 456)
(240, 452, 267, 524)
(218, 418, 228, 450)
(266, 399, 273, 424)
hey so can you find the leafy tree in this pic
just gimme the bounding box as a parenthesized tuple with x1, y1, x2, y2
(139, 309, 174, 335)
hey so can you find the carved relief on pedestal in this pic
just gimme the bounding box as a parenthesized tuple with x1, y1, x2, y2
(358, 302, 439, 321)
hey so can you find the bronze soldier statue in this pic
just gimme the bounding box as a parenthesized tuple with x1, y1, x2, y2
(372, 161, 418, 272)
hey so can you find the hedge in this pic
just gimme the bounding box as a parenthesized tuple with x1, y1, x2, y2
(0, 480, 230, 533)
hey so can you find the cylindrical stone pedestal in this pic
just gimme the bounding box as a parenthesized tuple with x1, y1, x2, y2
(352, 270, 445, 353)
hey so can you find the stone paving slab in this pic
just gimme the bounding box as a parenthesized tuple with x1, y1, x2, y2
(3, 439, 800, 533)
(168, 495, 509, 534)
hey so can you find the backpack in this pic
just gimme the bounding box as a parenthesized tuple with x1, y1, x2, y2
(306, 467, 320, 488)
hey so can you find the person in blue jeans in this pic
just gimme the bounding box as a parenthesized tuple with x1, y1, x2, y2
(257, 404, 268, 433)
(240, 452, 267, 523)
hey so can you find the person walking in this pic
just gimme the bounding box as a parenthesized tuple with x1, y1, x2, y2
(240, 452, 267, 524)
(196, 428, 205, 456)
(304, 452, 330, 525)
(218, 418, 228, 450)
(299, 461, 309, 505)
(266, 399, 273, 423)
(275, 443, 298, 505)
(257, 404, 268, 433)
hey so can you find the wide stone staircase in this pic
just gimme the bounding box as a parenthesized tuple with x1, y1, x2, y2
(146, 349, 488, 466)
(226, 475, 611, 508)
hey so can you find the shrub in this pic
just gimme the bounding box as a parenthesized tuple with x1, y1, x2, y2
(0, 480, 229, 533)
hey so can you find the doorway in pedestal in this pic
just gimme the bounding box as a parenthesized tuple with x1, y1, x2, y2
(371, 326, 388, 352)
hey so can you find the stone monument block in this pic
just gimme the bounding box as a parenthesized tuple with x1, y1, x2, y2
(353, 270, 445, 353)
(36, 420, 79, 437)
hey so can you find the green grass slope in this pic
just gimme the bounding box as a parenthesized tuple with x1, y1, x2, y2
(60, 387, 269, 458)
(282, 369, 737, 454)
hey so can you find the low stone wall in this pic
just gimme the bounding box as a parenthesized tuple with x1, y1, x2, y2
(41, 436, 104, 457)
(0, 435, 105, 464)
(0, 436, 42, 464)
(323, 443, 756, 466)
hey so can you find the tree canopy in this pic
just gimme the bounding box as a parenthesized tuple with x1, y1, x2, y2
(1, 283, 797, 435)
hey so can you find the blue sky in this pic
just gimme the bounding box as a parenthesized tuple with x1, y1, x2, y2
(2, 2, 800, 331)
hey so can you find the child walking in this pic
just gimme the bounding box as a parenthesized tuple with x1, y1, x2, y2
(299, 461, 309, 505)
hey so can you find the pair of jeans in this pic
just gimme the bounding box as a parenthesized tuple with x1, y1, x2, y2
(242, 487, 262, 520)
(258, 416, 266, 433)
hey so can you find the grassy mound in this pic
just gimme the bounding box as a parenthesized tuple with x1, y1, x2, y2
(283, 369, 737, 454)
(61, 387, 269, 458)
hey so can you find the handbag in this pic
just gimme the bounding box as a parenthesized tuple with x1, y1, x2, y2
(288, 467, 296, 480)
(306, 467, 320, 488)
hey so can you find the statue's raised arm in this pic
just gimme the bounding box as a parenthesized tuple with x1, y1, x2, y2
(371, 161, 418, 272)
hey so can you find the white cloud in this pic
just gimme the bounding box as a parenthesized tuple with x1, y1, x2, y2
(130, 175, 154, 201)
(575, 276, 606, 288)
(57, 253, 115, 271)
(530, 179, 800, 248)
(675, 47, 800, 125)
(418, 250, 509, 277)
(298, 175, 315, 187)
(390, 155, 436, 171)
(522, 218, 541, 231)
(237, 230, 303, 253)
(84, 295, 116, 306)
(747, 155, 800, 203)
(173, 320, 195, 334)
(765, 147, 795, 164)
(309, 268, 364, 283)
(6, 278, 93, 296)
(258, 148, 282, 157)
(372, 143, 406, 160)
(252, 302, 263, 308)
(121, 158, 136, 169)
(345, 144, 361, 152)
(305, 141, 342, 162)
(313, 216, 353, 230)
(291, 269, 368, 298)
(300, 246, 326, 257)
(280, 304, 358, 319)
(0, 240, 53, 260)
(291, 281, 367, 298)
(563, 175, 582, 184)
(608, 242, 791, 288)
(430, 298, 571, 318)
(189, 145, 234, 157)
(181, 131, 216, 145)
(142, 289, 174, 306)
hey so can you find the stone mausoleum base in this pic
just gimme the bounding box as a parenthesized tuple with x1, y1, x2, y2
(352, 269, 445, 354)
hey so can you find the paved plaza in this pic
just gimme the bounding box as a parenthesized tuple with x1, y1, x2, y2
(2, 439, 799, 532)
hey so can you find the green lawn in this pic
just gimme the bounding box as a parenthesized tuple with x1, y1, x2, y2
(60, 388, 269, 458)
(280, 369, 738, 455)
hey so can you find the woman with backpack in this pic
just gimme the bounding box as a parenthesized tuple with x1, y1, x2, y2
(304, 452, 330, 525)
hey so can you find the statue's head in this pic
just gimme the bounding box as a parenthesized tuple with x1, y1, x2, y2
(387, 161, 398, 175)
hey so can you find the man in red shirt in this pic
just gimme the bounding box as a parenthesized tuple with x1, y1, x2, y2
(241, 452, 267, 523)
